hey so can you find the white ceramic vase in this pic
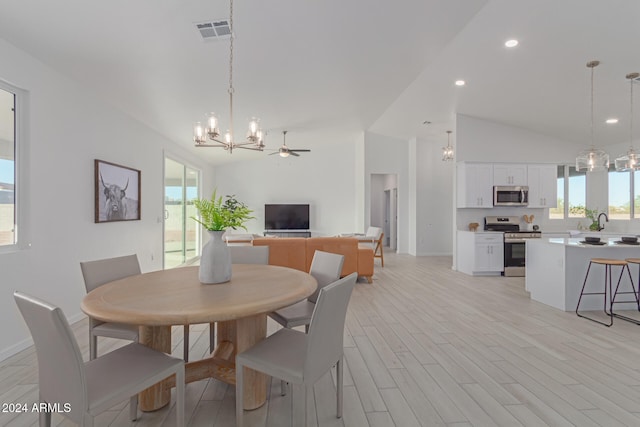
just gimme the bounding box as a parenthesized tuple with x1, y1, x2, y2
(199, 230, 232, 284)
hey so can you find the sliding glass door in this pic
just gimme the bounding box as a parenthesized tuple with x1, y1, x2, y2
(164, 157, 200, 268)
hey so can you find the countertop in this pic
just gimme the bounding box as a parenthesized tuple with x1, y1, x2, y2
(533, 237, 640, 247)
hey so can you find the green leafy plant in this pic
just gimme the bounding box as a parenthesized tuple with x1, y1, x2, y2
(191, 190, 254, 231)
(569, 205, 600, 231)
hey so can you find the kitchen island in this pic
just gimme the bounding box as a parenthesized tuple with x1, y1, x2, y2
(526, 237, 640, 311)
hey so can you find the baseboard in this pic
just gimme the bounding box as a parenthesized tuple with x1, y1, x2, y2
(0, 337, 33, 362)
(416, 252, 453, 257)
(0, 311, 87, 363)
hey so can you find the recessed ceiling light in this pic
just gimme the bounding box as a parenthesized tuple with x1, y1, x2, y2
(455, 80, 466, 86)
(505, 39, 519, 48)
(606, 118, 619, 124)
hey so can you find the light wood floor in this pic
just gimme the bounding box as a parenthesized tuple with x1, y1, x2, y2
(4, 253, 640, 426)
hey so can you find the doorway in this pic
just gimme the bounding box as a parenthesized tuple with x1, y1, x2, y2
(371, 173, 397, 251)
(164, 157, 200, 268)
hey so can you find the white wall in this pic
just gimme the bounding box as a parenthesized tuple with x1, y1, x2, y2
(0, 39, 214, 360)
(457, 114, 581, 164)
(370, 174, 386, 229)
(213, 138, 358, 236)
(415, 137, 454, 256)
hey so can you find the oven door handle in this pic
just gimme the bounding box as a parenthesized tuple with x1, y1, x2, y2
(505, 238, 527, 243)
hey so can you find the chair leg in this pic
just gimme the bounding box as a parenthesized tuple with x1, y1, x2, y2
(336, 358, 343, 418)
(129, 396, 137, 421)
(183, 325, 189, 362)
(611, 265, 640, 325)
(89, 333, 97, 360)
(236, 362, 244, 427)
(39, 406, 51, 427)
(576, 261, 613, 327)
(291, 383, 307, 427)
(176, 366, 185, 427)
(209, 322, 216, 353)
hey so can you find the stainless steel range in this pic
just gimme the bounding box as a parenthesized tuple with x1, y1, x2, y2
(484, 216, 541, 277)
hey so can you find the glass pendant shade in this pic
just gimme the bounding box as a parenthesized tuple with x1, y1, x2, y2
(614, 148, 639, 171)
(193, 122, 206, 144)
(442, 130, 454, 161)
(615, 72, 640, 171)
(576, 148, 609, 172)
(576, 60, 609, 172)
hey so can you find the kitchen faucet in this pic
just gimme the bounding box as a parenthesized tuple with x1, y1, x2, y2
(597, 212, 609, 231)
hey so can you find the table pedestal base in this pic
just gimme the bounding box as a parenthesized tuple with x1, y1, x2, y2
(138, 313, 268, 412)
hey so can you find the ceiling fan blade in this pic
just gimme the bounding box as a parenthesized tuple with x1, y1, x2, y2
(289, 149, 311, 152)
(269, 151, 279, 155)
(290, 151, 300, 157)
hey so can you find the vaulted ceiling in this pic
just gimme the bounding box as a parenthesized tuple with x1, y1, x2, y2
(0, 0, 639, 164)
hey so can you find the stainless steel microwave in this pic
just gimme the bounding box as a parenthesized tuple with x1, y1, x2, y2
(494, 186, 528, 206)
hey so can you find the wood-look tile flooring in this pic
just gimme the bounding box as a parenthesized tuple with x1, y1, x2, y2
(4, 253, 640, 426)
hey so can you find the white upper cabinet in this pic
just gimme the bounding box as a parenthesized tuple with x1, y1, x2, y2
(493, 164, 528, 186)
(457, 163, 494, 208)
(527, 164, 557, 208)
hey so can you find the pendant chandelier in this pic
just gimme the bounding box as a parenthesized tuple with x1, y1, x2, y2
(576, 60, 609, 172)
(442, 130, 454, 161)
(193, 0, 264, 153)
(615, 72, 640, 171)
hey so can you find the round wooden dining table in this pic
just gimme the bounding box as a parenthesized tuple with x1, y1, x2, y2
(81, 264, 317, 412)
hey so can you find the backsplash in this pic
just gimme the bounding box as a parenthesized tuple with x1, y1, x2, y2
(457, 207, 640, 234)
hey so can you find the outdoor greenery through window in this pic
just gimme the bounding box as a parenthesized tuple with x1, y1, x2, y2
(607, 163, 640, 219)
(608, 165, 631, 219)
(549, 165, 586, 220)
(0, 85, 15, 246)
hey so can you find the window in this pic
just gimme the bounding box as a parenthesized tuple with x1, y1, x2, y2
(0, 84, 16, 246)
(567, 166, 586, 218)
(635, 171, 640, 218)
(549, 165, 586, 219)
(164, 157, 200, 268)
(608, 165, 632, 219)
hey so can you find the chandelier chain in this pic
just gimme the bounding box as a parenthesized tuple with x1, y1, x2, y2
(631, 75, 634, 148)
(228, 0, 235, 141)
(590, 62, 595, 148)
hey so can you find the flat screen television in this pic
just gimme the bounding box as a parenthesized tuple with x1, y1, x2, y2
(265, 204, 310, 230)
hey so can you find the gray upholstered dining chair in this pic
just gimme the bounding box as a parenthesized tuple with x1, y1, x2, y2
(202, 245, 271, 352)
(269, 250, 344, 333)
(81, 254, 192, 361)
(80, 254, 141, 360)
(14, 291, 185, 426)
(177, 246, 271, 356)
(235, 272, 357, 427)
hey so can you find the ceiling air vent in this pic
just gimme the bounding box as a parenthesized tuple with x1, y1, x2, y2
(195, 20, 231, 41)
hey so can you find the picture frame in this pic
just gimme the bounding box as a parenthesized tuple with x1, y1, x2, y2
(95, 159, 141, 223)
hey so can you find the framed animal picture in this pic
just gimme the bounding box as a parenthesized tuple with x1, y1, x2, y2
(94, 159, 141, 223)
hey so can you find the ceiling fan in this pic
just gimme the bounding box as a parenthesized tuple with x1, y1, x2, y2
(269, 130, 311, 157)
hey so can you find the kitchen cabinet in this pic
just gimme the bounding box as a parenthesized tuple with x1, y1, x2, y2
(493, 164, 527, 186)
(457, 163, 494, 208)
(457, 231, 504, 276)
(527, 164, 557, 208)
